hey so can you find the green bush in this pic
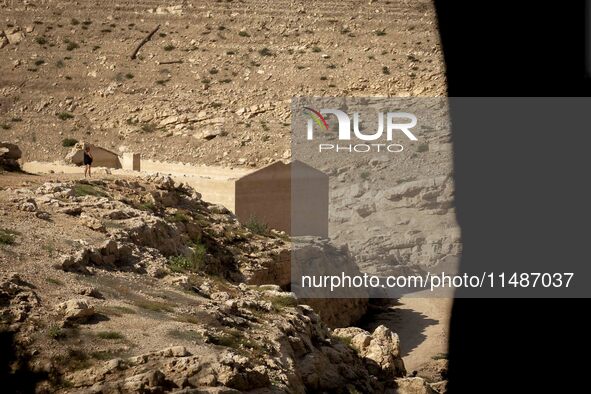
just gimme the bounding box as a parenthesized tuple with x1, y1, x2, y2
(73, 184, 108, 197)
(244, 216, 268, 235)
(62, 138, 78, 147)
(0, 228, 18, 245)
(168, 242, 207, 273)
(96, 331, 124, 340)
(57, 112, 74, 120)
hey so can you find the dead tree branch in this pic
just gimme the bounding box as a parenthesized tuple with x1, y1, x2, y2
(130, 25, 160, 60)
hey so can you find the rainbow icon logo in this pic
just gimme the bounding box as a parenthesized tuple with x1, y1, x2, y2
(304, 107, 329, 131)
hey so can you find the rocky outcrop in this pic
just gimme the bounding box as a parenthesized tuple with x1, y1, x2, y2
(0, 142, 22, 171)
(333, 325, 406, 380)
(0, 273, 39, 324)
(292, 238, 369, 328)
(56, 299, 96, 324)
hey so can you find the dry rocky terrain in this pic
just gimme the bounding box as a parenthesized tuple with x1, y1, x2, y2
(1, 0, 444, 167)
(1, 1, 453, 392)
(0, 171, 447, 393)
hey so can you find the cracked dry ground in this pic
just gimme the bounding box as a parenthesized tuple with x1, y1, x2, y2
(0, 172, 447, 393)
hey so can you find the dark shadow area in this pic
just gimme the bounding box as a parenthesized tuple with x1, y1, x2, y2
(433, 1, 591, 392)
(0, 329, 47, 394)
(359, 302, 438, 358)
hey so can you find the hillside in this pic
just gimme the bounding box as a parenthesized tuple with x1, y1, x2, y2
(0, 0, 445, 167)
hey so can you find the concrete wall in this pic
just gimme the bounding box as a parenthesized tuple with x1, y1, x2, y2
(121, 153, 140, 171)
(235, 161, 328, 237)
(70, 147, 121, 169)
(291, 161, 329, 237)
(183, 177, 237, 212)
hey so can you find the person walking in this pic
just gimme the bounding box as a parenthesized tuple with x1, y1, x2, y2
(83, 146, 93, 178)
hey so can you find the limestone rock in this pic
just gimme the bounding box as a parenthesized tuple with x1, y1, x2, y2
(333, 324, 406, 379)
(56, 299, 95, 323)
(395, 377, 438, 394)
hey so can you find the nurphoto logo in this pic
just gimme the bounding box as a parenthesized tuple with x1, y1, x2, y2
(304, 106, 418, 153)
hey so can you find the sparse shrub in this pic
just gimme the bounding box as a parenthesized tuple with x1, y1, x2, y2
(34, 58, 45, 66)
(416, 143, 429, 153)
(92, 45, 101, 51)
(82, 20, 92, 26)
(267, 294, 298, 310)
(360, 171, 370, 180)
(382, 66, 390, 75)
(374, 29, 386, 36)
(211, 102, 222, 109)
(311, 46, 321, 53)
(65, 40, 79, 51)
(134, 299, 174, 313)
(244, 216, 268, 235)
(201, 78, 211, 84)
(258, 47, 272, 56)
(167, 241, 206, 273)
(432, 353, 448, 360)
(319, 76, 328, 81)
(327, 64, 336, 69)
(0, 228, 18, 245)
(238, 31, 250, 37)
(57, 112, 74, 120)
(125, 73, 134, 79)
(0, 124, 11, 130)
(219, 78, 232, 83)
(167, 329, 203, 342)
(167, 211, 190, 223)
(140, 122, 157, 133)
(208, 68, 218, 75)
(156, 79, 167, 85)
(62, 138, 78, 147)
(35, 36, 47, 45)
(48, 324, 64, 339)
(96, 331, 124, 340)
(159, 32, 167, 37)
(208, 329, 260, 352)
(46, 277, 64, 286)
(97, 305, 136, 316)
(72, 184, 108, 197)
(71, 18, 80, 26)
(163, 44, 175, 51)
(136, 202, 157, 212)
(11, 117, 22, 122)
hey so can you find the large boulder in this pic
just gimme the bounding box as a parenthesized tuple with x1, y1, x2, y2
(0, 142, 22, 171)
(333, 325, 406, 379)
(56, 299, 95, 323)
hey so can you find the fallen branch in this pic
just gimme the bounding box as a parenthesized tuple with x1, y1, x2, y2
(157, 60, 183, 65)
(130, 24, 160, 60)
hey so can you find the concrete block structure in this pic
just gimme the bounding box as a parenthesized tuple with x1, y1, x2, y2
(234, 161, 328, 237)
(66, 145, 122, 169)
(122, 152, 141, 171)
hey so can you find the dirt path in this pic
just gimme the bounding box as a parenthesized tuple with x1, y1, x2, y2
(364, 297, 452, 372)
